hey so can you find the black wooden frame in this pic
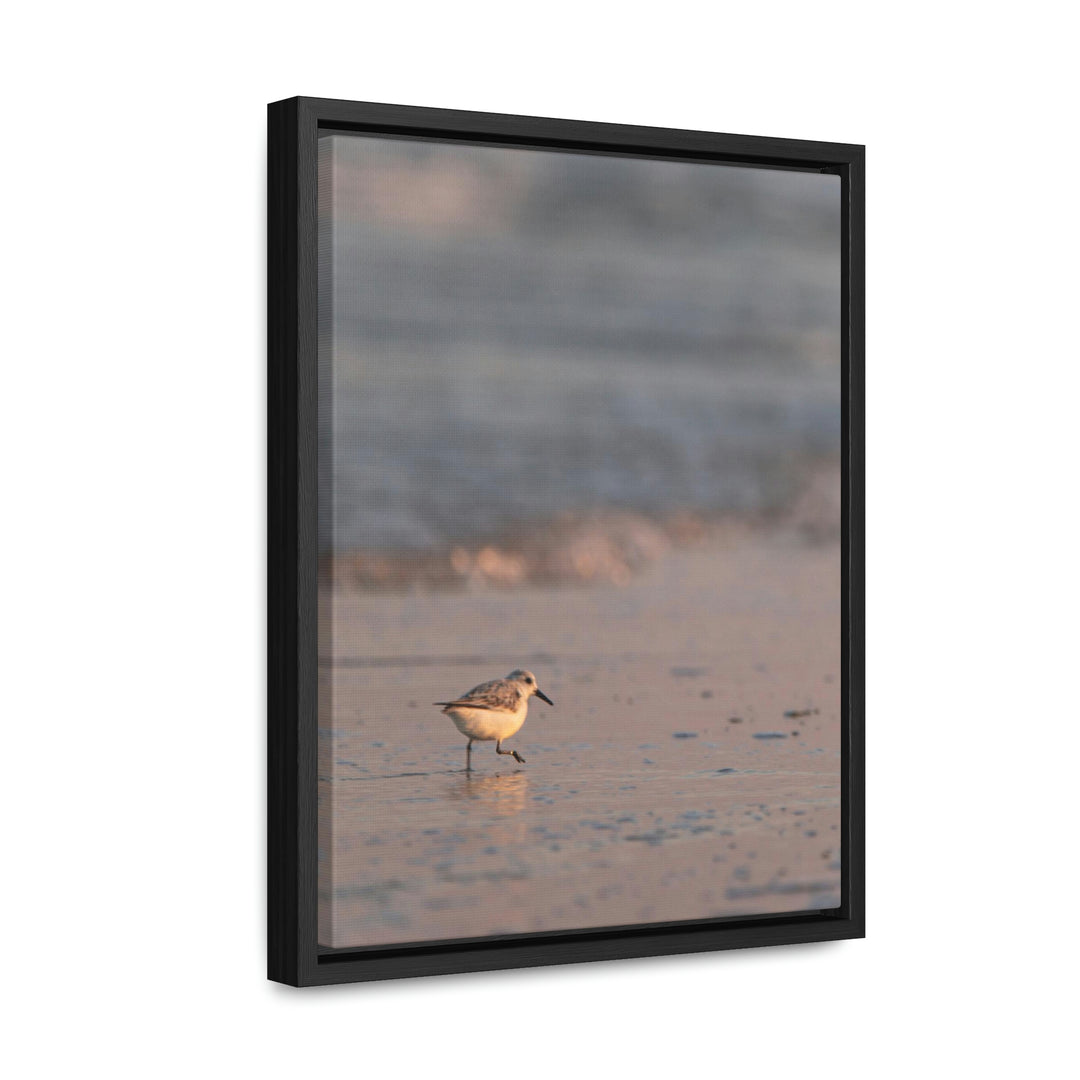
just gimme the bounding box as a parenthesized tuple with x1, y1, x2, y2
(268, 96, 865, 986)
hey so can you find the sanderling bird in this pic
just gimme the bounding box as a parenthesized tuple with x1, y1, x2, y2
(435, 669, 554, 770)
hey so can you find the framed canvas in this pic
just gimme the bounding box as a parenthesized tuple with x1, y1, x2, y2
(268, 96, 864, 986)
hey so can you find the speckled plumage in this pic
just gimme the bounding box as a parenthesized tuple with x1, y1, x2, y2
(434, 668, 554, 769)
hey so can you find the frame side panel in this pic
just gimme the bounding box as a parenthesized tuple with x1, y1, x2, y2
(268, 97, 302, 985)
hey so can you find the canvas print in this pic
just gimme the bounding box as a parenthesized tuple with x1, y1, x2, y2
(317, 132, 841, 949)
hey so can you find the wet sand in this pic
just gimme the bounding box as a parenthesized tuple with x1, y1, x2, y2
(318, 536, 841, 949)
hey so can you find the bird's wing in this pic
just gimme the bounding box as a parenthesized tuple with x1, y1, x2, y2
(435, 678, 521, 711)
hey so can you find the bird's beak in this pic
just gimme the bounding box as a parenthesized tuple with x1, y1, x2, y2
(536, 688, 554, 706)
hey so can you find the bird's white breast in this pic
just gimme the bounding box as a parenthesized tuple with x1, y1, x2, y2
(445, 702, 527, 741)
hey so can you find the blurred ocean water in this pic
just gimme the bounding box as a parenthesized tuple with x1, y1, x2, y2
(318, 134, 840, 555)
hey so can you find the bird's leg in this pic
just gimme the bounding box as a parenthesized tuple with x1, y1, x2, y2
(466, 739, 473, 772)
(495, 740, 526, 765)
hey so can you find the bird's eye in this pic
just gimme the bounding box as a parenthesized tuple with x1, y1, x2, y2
(525, 676, 533, 684)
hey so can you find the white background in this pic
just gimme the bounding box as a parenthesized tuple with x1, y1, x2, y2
(3, 2, 1077, 1077)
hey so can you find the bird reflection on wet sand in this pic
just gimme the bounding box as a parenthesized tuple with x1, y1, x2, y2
(447, 771, 531, 816)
